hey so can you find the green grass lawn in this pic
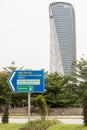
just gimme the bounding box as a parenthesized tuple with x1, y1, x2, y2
(1, 124, 87, 130)
(48, 124, 87, 130)
(0, 124, 24, 130)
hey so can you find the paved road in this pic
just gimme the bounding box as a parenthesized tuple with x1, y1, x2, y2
(0, 116, 84, 124)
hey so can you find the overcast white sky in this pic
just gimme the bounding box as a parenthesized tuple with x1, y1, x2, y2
(0, 0, 87, 71)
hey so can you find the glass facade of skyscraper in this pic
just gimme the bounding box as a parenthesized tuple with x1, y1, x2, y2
(49, 2, 76, 75)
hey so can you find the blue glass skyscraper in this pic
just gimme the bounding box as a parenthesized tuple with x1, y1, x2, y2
(49, 2, 76, 75)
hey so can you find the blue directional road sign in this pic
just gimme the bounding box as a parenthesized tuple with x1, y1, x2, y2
(7, 70, 44, 93)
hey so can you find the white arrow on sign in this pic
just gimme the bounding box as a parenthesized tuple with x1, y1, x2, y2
(9, 72, 16, 91)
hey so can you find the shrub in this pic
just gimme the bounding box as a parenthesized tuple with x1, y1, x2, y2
(83, 90, 87, 125)
(22, 120, 60, 130)
(2, 102, 9, 123)
(36, 95, 48, 120)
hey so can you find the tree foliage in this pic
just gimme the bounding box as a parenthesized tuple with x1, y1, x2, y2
(0, 62, 27, 123)
(73, 58, 87, 125)
(36, 95, 48, 120)
(2, 100, 9, 123)
(0, 71, 10, 105)
(1, 59, 87, 117)
(45, 72, 78, 107)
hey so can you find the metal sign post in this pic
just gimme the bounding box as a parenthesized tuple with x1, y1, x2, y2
(28, 93, 31, 121)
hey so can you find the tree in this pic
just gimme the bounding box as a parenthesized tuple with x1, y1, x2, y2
(83, 90, 87, 125)
(0, 62, 25, 123)
(0, 71, 10, 124)
(45, 72, 63, 107)
(0, 71, 10, 105)
(73, 58, 87, 125)
(36, 95, 48, 120)
(0, 62, 25, 105)
(60, 79, 79, 107)
(2, 100, 9, 123)
(3, 61, 24, 74)
(45, 72, 79, 107)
